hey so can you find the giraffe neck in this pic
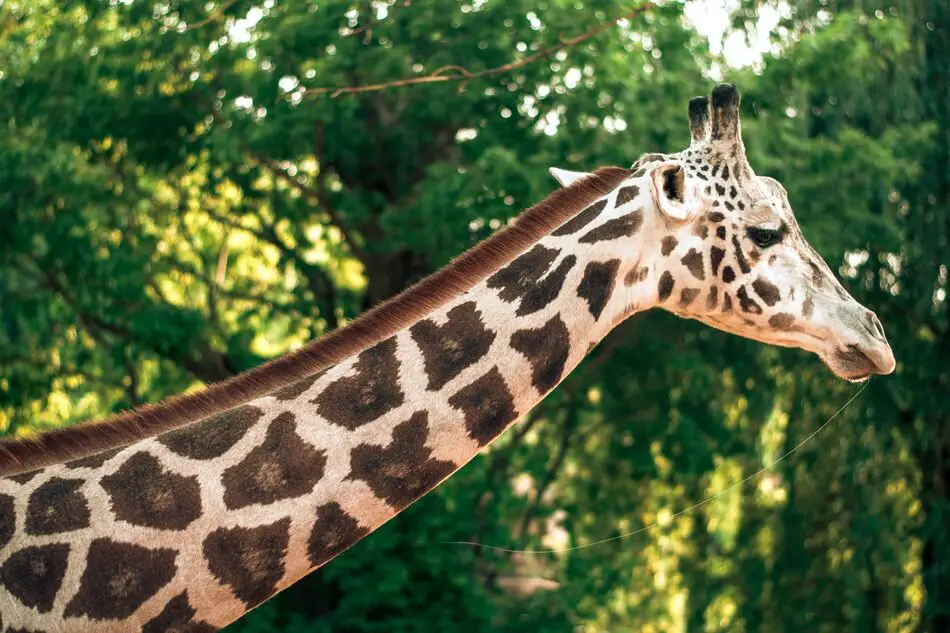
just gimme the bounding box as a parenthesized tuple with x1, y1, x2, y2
(0, 173, 656, 630)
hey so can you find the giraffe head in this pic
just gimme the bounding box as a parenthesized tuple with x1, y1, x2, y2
(551, 84, 895, 382)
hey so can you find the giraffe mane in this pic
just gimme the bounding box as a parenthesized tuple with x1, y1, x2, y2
(0, 166, 633, 475)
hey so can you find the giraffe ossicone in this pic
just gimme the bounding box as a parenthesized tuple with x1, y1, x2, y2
(0, 84, 894, 631)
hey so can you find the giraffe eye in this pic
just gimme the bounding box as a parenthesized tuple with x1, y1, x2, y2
(747, 227, 783, 248)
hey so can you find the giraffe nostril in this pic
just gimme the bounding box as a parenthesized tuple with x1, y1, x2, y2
(867, 311, 886, 340)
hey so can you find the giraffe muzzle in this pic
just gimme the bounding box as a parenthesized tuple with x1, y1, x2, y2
(829, 310, 896, 381)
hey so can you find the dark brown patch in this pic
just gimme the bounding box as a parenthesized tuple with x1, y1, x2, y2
(65, 446, 123, 470)
(716, 226, 726, 240)
(552, 199, 608, 236)
(736, 286, 763, 314)
(680, 288, 701, 306)
(222, 412, 327, 510)
(715, 183, 726, 196)
(722, 266, 736, 284)
(579, 211, 643, 243)
(693, 224, 709, 239)
(721, 165, 730, 179)
(769, 255, 777, 265)
(624, 265, 649, 286)
(64, 539, 177, 619)
(706, 286, 719, 310)
(448, 367, 518, 446)
(487, 245, 575, 316)
(487, 244, 559, 301)
(710, 246, 725, 276)
(769, 313, 797, 330)
(750, 249, 761, 263)
(615, 184, 640, 207)
(410, 302, 497, 391)
(517, 255, 576, 316)
(732, 235, 751, 273)
(142, 592, 215, 633)
(722, 293, 734, 313)
(511, 315, 571, 393)
(752, 278, 781, 306)
(314, 337, 404, 430)
(658, 271, 675, 302)
(101, 452, 202, 530)
(25, 477, 90, 535)
(0, 167, 633, 477)
(7, 471, 39, 485)
(348, 411, 456, 510)
(809, 260, 825, 288)
(0, 544, 70, 613)
(272, 369, 327, 401)
(0, 494, 12, 550)
(158, 405, 262, 460)
(661, 236, 678, 256)
(681, 249, 705, 281)
(802, 293, 815, 318)
(577, 260, 620, 320)
(307, 502, 369, 568)
(203, 518, 290, 608)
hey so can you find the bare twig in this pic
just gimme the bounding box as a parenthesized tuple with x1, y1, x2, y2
(179, 0, 241, 32)
(303, 3, 654, 98)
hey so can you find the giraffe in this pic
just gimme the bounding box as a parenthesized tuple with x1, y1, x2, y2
(0, 85, 894, 631)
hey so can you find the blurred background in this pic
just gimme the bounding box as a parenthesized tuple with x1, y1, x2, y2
(0, 0, 945, 631)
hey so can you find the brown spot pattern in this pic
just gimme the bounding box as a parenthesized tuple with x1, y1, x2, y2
(736, 286, 763, 314)
(769, 313, 797, 330)
(615, 185, 640, 206)
(101, 452, 202, 530)
(803, 293, 815, 318)
(661, 236, 678, 256)
(410, 302, 496, 391)
(658, 271, 675, 302)
(273, 369, 327, 401)
(203, 518, 290, 608)
(487, 245, 576, 316)
(448, 367, 518, 446)
(7, 472, 39, 485)
(732, 235, 751, 273)
(722, 293, 734, 313)
(722, 266, 736, 284)
(706, 286, 719, 310)
(487, 244, 558, 301)
(65, 447, 122, 470)
(0, 544, 70, 613)
(159, 405, 262, 460)
(64, 539, 177, 620)
(142, 593, 215, 633)
(579, 211, 643, 243)
(681, 248, 705, 281)
(752, 278, 781, 306)
(680, 288, 701, 306)
(511, 315, 571, 393)
(25, 478, 89, 535)
(348, 412, 456, 510)
(314, 337, 404, 430)
(307, 502, 369, 568)
(710, 246, 725, 276)
(551, 200, 607, 236)
(0, 494, 12, 550)
(577, 260, 620, 321)
(222, 412, 327, 510)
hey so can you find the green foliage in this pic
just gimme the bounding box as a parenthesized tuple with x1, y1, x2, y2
(1, 0, 946, 631)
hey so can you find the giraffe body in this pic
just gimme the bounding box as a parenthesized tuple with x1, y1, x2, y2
(0, 85, 894, 631)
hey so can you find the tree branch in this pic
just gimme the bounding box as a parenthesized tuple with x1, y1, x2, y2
(303, 3, 655, 98)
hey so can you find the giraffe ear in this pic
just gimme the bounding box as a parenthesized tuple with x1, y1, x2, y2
(650, 162, 700, 222)
(549, 167, 592, 188)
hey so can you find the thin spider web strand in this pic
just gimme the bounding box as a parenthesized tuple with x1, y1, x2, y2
(436, 379, 869, 555)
